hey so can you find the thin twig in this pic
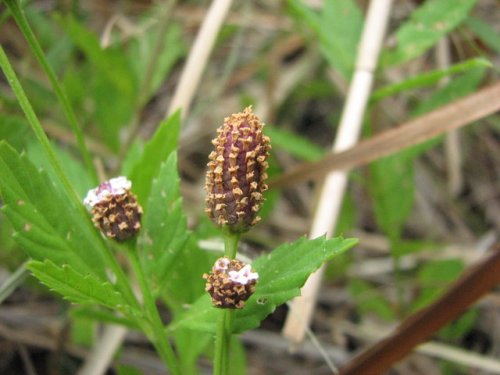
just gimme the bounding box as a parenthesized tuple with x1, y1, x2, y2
(339, 244, 500, 375)
(282, 0, 394, 345)
(437, 37, 464, 196)
(269, 81, 500, 189)
(167, 0, 233, 120)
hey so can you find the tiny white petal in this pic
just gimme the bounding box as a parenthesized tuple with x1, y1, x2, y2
(228, 265, 258, 285)
(83, 176, 132, 208)
(214, 257, 230, 271)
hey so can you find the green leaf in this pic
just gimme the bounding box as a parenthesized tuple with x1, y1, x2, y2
(139, 153, 189, 296)
(465, 17, 500, 54)
(71, 306, 140, 330)
(0, 115, 31, 151)
(370, 154, 415, 243)
(411, 259, 464, 311)
(163, 236, 213, 310)
(170, 236, 357, 333)
(264, 126, 324, 162)
(0, 142, 107, 277)
(128, 22, 185, 101)
(370, 66, 486, 246)
(412, 66, 486, 116)
(371, 57, 491, 102)
(57, 16, 137, 151)
(29, 259, 140, 317)
(349, 279, 396, 321)
(58, 16, 136, 99)
(92, 76, 135, 152)
(25, 140, 93, 199)
(173, 329, 212, 375)
(288, 0, 363, 79)
(418, 259, 464, 285)
(129, 111, 181, 207)
(383, 0, 478, 66)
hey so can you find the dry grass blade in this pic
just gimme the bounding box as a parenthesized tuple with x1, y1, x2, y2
(269, 82, 500, 189)
(168, 0, 233, 119)
(282, 0, 394, 346)
(339, 244, 500, 375)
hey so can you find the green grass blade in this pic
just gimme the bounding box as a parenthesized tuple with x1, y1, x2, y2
(372, 57, 491, 102)
(4, 0, 97, 182)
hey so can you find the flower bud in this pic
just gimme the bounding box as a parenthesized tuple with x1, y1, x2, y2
(205, 106, 271, 233)
(83, 177, 142, 242)
(203, 257, 259, 309)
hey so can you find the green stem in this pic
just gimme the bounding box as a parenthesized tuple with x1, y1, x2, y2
(5, 0, 98, 183)
(0, 45, 79, 203)
(223, 229, 240, 259)
(214, 230, 240, 375)
(0, 44, 139, 313)
(127, 247, 180, 375)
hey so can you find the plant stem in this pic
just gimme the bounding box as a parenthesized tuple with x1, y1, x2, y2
(213, 230, 240, 375)
(0, 44, 139, 311)
(5, 0, 98, 183)
(126, 247, 180, 375)
(0, 45, 80, 206)
(223, 229, 240, 259)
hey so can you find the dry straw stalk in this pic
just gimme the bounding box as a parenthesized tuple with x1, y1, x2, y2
(282, 0, 394, 345)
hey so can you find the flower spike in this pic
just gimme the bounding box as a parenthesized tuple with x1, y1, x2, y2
(205, 106, 271, 233)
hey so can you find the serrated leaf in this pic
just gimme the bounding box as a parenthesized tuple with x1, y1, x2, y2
(130, 111, 181, 207)
(169, 236, 357, 333)
(0, 142, 107, 277)
(383, 0, 478, 66)
(26, 140, 93, 198)
(138, 153, 189, 296)
(29, 260, 140, 317)
(289, 0, 363, 79)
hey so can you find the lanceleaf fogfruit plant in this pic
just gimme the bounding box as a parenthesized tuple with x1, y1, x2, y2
(205, 106, 271, 233)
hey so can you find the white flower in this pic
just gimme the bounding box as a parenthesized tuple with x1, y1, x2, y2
(214, 257, 231, 271)
(83, 176, 132, 208)
(228, 264, 259, 285)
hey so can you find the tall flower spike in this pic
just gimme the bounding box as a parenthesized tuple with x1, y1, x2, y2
(84, 177, 143, 242)
(205, 106, 271, 233)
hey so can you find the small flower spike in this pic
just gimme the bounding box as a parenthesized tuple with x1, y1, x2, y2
(205, 106, 271, 233)
(84, 177, 143, 242)
(203, 257, 259, 309)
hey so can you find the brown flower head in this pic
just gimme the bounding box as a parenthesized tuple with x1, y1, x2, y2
(203, 257, 259, 309)
(83, 177, 142, 242)
(205, 106, 271, 233)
